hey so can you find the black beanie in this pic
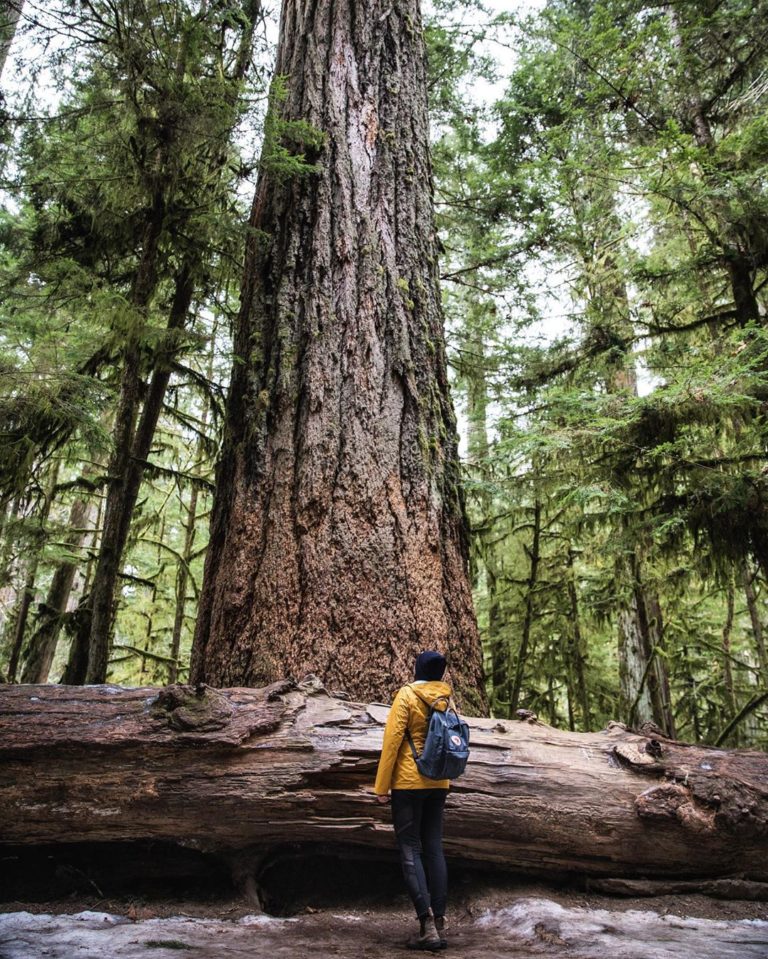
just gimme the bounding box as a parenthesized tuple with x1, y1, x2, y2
(414, 650, 446, 682)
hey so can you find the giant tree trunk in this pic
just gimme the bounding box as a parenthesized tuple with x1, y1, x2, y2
(1, 681, 767, 887)
(190, 0, 485, 711)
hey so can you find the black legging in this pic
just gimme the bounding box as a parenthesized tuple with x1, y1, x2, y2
(391, 788, 448, 919)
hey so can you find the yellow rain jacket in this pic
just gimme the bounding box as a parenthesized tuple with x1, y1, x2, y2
(373, 681, 452, 793)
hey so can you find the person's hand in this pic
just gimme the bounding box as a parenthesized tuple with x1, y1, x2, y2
(375, 793, 390, 804)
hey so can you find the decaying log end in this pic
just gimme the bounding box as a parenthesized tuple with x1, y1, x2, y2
(611, 728, 768, 841)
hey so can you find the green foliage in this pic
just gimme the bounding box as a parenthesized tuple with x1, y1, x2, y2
(259, 74, 326, 179)
(0, 0, 268, 682)
(430, 0, 768, 745)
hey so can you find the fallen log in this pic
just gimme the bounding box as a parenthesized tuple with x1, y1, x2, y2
(0, 679, 767, 888)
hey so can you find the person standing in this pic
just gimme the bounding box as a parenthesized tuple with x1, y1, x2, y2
(374, 650, 452, 951)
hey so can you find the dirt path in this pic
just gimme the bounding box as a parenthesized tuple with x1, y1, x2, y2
(2, 896, 767, 959)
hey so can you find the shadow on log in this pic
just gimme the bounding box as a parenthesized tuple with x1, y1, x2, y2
(0, 679, 766, 894)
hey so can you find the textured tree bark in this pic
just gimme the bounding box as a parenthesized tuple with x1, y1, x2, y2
(190, 0, 485, 711)
(1, 681, 767, 885)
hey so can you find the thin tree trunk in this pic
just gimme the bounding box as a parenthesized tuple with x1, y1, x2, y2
(605, 335, 672, 733)
(84, 4, 262, 683)
(0, 493, 21, 638)
(617, 547, 655, 729)
(645, 594, 676, 738)
(722, 579, 737, 720)
(19, 495, 93, 684)
(741, 557, 768, 681)
(83, 196, 172, 684)
(190, 0, 486, 711)
(5, 462, 59, 681)
(169, 482, 198, 684)
(6, 565, 35, 682)
(563, 143, 673, 735)
(683, 644, 702, 742)
(566, 546, 590, 730)
(509, 498, 541, 714)
(137, 511, 166, 684)
(169, 320, 216, 683)
(487, 563, 505, 713)
(62, 493, 103, 685)
(463, 326, 501, 711)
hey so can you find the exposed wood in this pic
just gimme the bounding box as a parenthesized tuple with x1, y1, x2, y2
(1, 681, 766, 884)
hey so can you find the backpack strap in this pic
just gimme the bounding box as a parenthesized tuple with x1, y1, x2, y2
(402, 684, 451, 760)
(402, 684, 423, 760)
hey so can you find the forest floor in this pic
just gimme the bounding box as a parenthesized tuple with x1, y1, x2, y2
(1, 881, 767, 959)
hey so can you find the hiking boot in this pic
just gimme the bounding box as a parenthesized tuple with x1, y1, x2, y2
(406, 914, 445, 951)
(434, 915, 447, 947)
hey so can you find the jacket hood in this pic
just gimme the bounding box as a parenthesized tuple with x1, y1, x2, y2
(408, 680, 452, 710)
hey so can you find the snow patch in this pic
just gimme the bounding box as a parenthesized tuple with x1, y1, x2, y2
(72, 911, 128, 923)
(237, 913, 297, 925)
(475, 898, 768, 958)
